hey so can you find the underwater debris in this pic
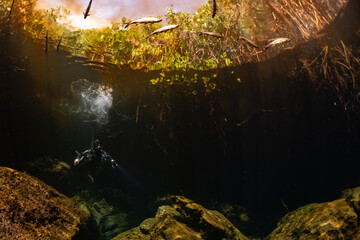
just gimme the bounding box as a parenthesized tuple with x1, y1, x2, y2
(124, 17, 162, 28)
(83, 0, 93, 19)
(147, 24, 179, 38)
(280, 199, 290, 213)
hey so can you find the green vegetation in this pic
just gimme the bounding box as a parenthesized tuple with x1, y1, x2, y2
(1, 0, 358, 114)
(1, 0, 277, 71)
(306, 41, 360, 118)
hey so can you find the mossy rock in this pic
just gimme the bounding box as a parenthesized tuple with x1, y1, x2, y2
(72, 192, 129, 239)
(24, 157, 73, 194)
(267, 198, 358, 240)
(0, 166, 89, 239)
(113, 195, 248, 240)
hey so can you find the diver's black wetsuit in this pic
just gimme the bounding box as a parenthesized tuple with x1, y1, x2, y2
(74, 140, 117, 181)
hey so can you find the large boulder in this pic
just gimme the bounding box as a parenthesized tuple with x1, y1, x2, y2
(267, 198, 359, 240)
(112, 195, 248, 240)
(0, 167, 89, 239)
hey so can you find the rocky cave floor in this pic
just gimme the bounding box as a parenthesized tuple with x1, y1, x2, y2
(2, 159, 360, 240)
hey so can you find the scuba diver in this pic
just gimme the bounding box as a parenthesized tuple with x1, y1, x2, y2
(74, 139, 118, 183)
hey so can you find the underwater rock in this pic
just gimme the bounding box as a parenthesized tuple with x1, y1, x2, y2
(25, 156, 71, 175)
(267, 198, 358, 240)
(24, 156, 73, 194)
(112, 195, 249, 240)
(342, 186, 360, 214)
(72, 193, 129, 239)
(0, 166, 89, 239)
(206, 200, 249, 232)
(112, 226, 150, 240)
(100, 214, 128, 239)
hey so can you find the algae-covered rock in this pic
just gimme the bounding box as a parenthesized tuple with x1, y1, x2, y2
(267, 198, 358, 240)
(342, 186, 360, 214)
(24, 156, 73, 193)
(113, 195, 248, 240)
(72, 192, 129, 239)
(25, 156, 71, 176)
(112, 226, 150, 240)
(0, 166, 89, 239)
(207, 200, 249, 232)
(170, 195, 248, 240)
(139, 218, 156, 234)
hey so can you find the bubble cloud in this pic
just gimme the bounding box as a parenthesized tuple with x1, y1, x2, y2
(71, 79, 113, 124)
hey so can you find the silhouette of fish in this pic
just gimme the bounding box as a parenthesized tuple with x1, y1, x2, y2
(124, 17, 162, 28)
(199, 31, 223, 38)
(212, 0, 217, 18)
(264, 37, 290, 50)
(83, 0, 92, 19)
(239, 37, 259, 49)
(147, 25, 179, 38)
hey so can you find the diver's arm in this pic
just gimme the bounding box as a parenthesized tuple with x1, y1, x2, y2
(102, 150, 118, 168)
(74, 150, 91, 166)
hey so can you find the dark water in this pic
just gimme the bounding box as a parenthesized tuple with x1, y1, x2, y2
(1, 31, 360, 238)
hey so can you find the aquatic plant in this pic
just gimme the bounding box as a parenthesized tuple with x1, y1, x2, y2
(1, 0, 357, 114)
(1, 0, 349, 72)
(304, 39, 360, 118)
(0, 0, 281, 70)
